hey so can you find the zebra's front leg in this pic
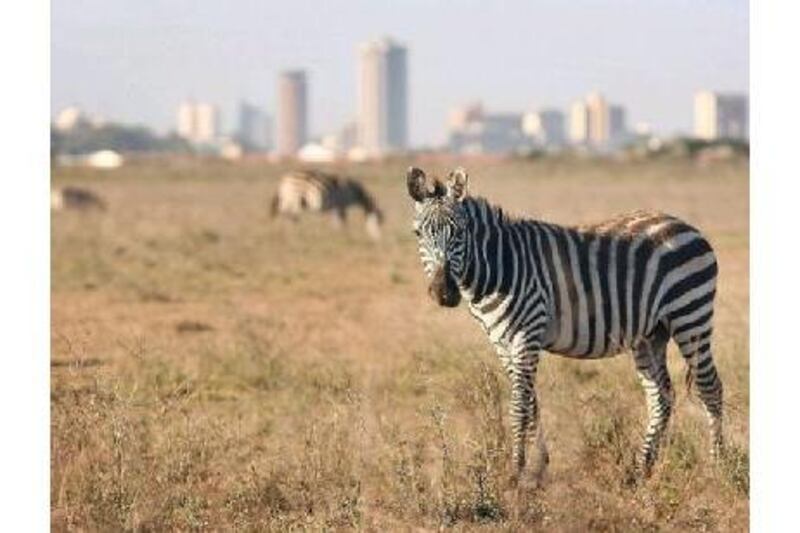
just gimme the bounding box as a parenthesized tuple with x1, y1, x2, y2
(331, 207, 347, 230)
(504, 347, 543, 487)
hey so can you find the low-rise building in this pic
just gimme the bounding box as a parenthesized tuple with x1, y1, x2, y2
(522, 109, 566, 149)
(448, 103, 527, 155)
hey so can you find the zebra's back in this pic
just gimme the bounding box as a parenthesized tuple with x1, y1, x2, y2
(276, 170, 334, 212)
(537, 210, 717, 358)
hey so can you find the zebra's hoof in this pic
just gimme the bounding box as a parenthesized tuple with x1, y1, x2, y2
(623, 461, 651, 488)
(528, 462, 549, 490)
(710, 436, 725, 457)
(506, 472, 520, 489)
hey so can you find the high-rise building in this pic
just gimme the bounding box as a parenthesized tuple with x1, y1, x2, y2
(357, 37, 408, 156)
(694, 91, 749, 140)
(177, 102, 195, 140)
(276, 70, 308, 156)
(569, 100, 590, 144)
(176, 101, 219, 145)
(569, 92, 627, 148)
(195, 103, 218, 143)
(522, 109, 566, 147)
(610, 105, 627, 140)
(237, 101, 271, 151)
(585, 92, 610, 145)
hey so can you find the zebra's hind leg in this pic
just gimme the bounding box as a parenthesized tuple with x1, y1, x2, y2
(674, 322, 724, 459)
(634, 327, 673, 478)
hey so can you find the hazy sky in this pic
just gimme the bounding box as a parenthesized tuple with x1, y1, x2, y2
(52, 0, 748, 146)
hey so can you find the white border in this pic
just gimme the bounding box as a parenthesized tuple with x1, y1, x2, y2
(751, 1, 800, 530)
(0, 0, 50, 529)
(3, 0, 795, 528)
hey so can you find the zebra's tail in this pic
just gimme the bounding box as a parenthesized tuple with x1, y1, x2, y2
(684, 361, 695, 400)
(679, 333, 700, 403)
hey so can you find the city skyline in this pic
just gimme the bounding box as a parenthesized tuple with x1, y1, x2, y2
(52, 1, 748, 146)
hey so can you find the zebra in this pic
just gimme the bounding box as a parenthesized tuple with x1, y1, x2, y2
(270, 170, 384, 239)
(51, 186, 106, 211)
(406, 166, 724, 483)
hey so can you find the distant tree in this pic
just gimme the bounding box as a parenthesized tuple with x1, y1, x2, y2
(673, 137, 749, 158)
(53, 122, 193, 155)
(50, 127, 63, 166)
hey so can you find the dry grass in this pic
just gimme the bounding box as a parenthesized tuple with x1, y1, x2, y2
(51, 156, 749, 531)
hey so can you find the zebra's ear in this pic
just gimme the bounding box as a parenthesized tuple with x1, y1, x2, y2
(407, 166, 429, 202)
(447, 167, 469, 202)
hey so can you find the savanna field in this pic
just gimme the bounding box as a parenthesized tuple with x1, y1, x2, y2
(51, 157, 749, 531)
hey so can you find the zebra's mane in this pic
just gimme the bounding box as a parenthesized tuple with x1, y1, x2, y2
(302, 170, 381, 216)
(463, 195, 536, 228)
(346, 179, 381, 215)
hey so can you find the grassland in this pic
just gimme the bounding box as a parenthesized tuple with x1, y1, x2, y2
(51, 156, 749, 531)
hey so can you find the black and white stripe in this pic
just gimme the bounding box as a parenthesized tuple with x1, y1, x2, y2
(407, 167, 723, 481)
(271, 170, 384, 239)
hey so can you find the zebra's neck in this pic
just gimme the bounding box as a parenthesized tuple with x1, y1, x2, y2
(455, 197, 519, 301)
(348, 182, 379, 215)
(457, 197, 551, 305)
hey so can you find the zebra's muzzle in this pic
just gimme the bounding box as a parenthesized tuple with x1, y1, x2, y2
(429, 263, 461, 308)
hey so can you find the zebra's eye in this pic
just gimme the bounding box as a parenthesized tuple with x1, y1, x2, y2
(413, 228, 421, 237)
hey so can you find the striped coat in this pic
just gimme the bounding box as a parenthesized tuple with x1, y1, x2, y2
(408, 166, 723, 482)
(271, 170, 383, 239)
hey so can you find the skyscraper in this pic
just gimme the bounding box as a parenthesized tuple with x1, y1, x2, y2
(569, 100, 590, 144)
(357, 38, 408, 156)
(276, 70, 308, 156)
(694, 91, 749, 140)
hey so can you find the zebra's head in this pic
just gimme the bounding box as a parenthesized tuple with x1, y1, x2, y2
(407, 166, 470, 308)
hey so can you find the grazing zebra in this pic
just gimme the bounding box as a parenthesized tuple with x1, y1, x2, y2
(406, 166, 723, 483)
(271, 170, 384, 239)
(51, 186, 106, 211)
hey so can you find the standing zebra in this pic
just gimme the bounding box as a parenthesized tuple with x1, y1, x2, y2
(271, 170, 384, 239)
(407, 166, 723, 483)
